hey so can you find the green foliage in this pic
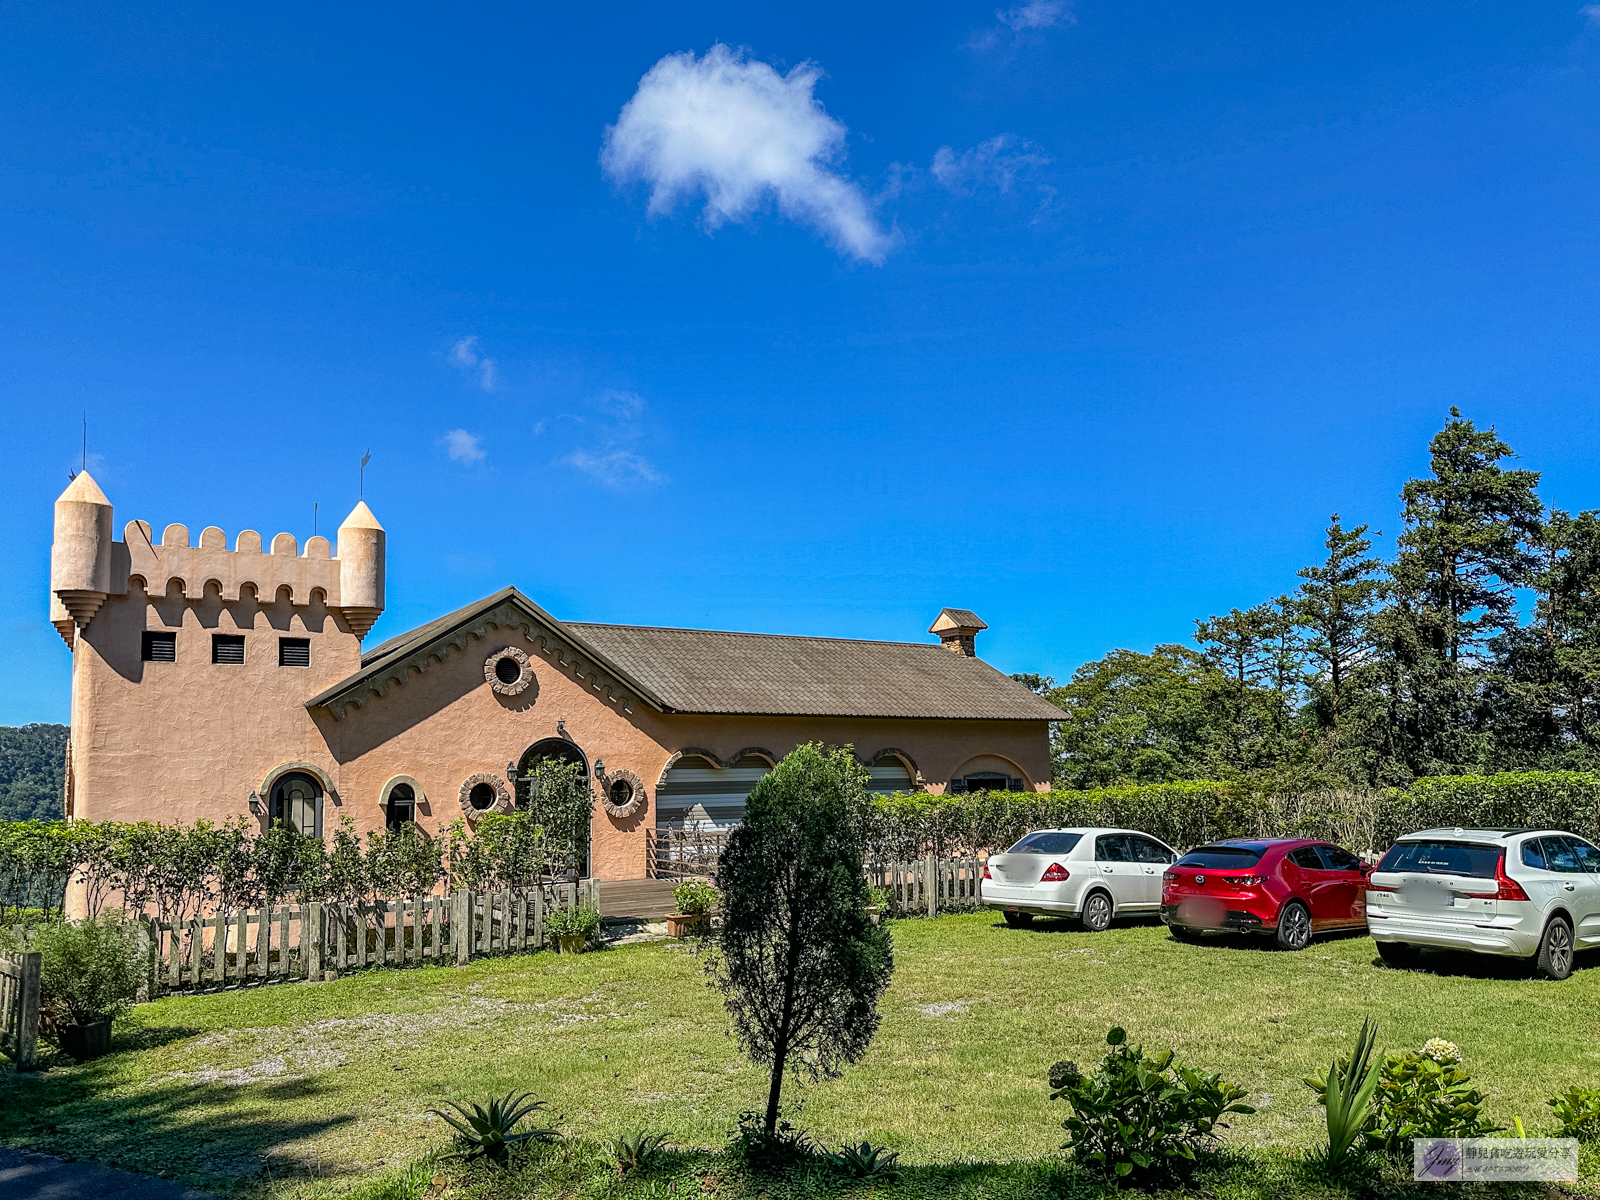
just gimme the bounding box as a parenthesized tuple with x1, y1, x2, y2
(1365, 1040, 1500, 1158)
(428, 1090, 560, 1167)
(1549, 1085, 1600, 1141)
(0, 910, 144, 1026)
(0, 723, 67, 823)
(544, 902, 602, 943)
(822, 1139, 901, 1180)
(609, 1129, 668, 1175)
(672, 878, 717, 915)
(710, 743, 894, 1134)
(1303, 1016, 1381, 1176)
(1048, 1026, 1255, 1189)
(730, 1107, 816, 1171)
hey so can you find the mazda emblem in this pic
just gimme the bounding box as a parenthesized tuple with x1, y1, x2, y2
(1195, 874, 1206, 885)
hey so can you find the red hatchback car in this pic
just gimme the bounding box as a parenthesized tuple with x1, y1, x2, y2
(1161, 838, 1370, 950)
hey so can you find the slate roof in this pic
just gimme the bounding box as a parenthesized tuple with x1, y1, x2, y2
(308, 587, 1062, 722)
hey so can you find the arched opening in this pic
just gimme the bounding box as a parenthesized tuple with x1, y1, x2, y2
(517, 738, 591, 877)
(386, 783, 416, 831)
(867, 754, 915, 794)
(271, 772, 322, 837)
(656, 754, 771, 833)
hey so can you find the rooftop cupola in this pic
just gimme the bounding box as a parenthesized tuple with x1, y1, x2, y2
(928, 608, 987, 657)
(336, 501, 386, 639)
(50, 471, 114, 645)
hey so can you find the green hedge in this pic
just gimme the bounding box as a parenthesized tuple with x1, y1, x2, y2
(865, 772, 1600, 857)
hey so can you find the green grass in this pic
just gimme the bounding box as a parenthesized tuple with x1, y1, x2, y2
(3, 912, 1598, 1197)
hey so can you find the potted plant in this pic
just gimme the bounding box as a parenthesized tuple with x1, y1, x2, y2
(3, 912, 143, 1062)
(667, 879, 716, 937)
(865, 885, 890, 926)
(546, 902, 602, 954)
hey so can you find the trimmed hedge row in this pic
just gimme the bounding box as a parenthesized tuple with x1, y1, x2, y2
(863, 772, 1600, 858)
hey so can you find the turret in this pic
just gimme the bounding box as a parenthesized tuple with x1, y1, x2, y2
(337, 501, 385, 639)
(50, 472, 114, 645)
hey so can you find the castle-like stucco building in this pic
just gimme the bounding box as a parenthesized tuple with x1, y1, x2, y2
(48, 472, 1060, 882)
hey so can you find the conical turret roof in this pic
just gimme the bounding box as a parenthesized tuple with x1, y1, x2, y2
(339, 500, 384, 531)
(57, 471, 110, 506)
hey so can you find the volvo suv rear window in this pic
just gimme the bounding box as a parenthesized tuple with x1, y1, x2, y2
(1377, 840, 1502, 878)
(1174, 845, 1264, 869)
(1007, 832, 1083, 855)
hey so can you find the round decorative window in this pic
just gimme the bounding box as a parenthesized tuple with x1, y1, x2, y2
(458, 772, 512, 818)
(597, 767, 646, 819)
(484, 647, 534, 697)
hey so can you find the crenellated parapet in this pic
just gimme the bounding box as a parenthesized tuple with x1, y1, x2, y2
(48, 472, 385, 646)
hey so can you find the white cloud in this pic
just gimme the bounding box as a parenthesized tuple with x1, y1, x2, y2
(997, 0, 1073, 31)
(442, 429, 486, 465)
(601, 43, 894, 264)
(564, 449, 665, 488)
(448, 336, 497, 391)
(931, 135, 1051, 195)
(1585, 4, 1600, 22)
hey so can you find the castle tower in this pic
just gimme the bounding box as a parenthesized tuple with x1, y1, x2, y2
(337, 501, 385, 639)
(50, 472, 114, 645)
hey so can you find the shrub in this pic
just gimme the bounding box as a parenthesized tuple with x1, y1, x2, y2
(1304, 1017, 1381, 1176)
(1, 911, 144, 1027)
(1366, 1039, 1500, 1157)
(545, 902, 602, 944)
(609, 1129, 668, 1175)
(730, 1107, 815, 1171)
(823, 1140, 900, 1180)
(1049, 1027, 1254, 1189)
(428, 1090, 559, 1167)
(672, 879, 716, 916)
(1550, 1086, 1600, 1141)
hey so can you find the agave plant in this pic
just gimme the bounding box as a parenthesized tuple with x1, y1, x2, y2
(427, 1090, 560, 1167)
(611, 1129, 669, 1175)
(823, 1140, 901, 1180)
(1305, 1016, 1381, 1176)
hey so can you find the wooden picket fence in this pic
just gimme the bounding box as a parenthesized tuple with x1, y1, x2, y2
(0, 946, 41, 1070)
(138, 882, 592, 996)
(869, 855, 984, 917)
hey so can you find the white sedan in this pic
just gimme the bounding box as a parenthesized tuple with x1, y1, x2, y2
(979, 827, 1179, 931)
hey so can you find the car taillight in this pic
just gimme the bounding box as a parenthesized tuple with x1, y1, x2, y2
(1040, 863, 1070, 882)
(1223, 875, 1265, 886)
(981, 863, 991, 879)
(1463, 855, 1529, 902)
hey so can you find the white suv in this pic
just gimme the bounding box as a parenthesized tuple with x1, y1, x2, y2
(1366, 828, 1600, 980)
(979, 827, 1178, 932)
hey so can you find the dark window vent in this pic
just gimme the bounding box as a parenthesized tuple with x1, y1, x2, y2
(212, 634, 245, 664)
(141, 632, 176, 662)
(279, 638, 311, 667)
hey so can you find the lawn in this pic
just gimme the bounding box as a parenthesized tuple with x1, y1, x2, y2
(2, 912, 1598, 1198)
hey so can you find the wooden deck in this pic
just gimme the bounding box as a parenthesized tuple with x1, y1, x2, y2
(596, 878, 679, 921)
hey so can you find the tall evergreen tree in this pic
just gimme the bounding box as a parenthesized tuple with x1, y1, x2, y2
(1296, 516, 1385, 728)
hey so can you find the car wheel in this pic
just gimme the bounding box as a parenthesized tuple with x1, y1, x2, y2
(1274, 901, 1312, 951)
(1002, 910, 1034, 929)
(1169, 923, 1201, 942)
(1080, 891, 1113, 933)
(1376, 941, 1417, 967)
(1535, 916, 1575, 981)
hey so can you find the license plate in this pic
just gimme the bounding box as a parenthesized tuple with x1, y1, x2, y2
(1179, 899, 1226, 928)
(1401, 883, 1451, 909)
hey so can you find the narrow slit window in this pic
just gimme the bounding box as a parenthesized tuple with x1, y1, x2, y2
(212, 634, 245, 664)
(279, 637, 311, 667)
(141, 632, 176, 662)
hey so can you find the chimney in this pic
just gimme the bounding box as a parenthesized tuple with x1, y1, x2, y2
(928, 608, 987, 657)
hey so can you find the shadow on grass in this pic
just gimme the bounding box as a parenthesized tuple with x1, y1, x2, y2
(1372, 944, 1600, 981)
(0, 1062, 357, 1192)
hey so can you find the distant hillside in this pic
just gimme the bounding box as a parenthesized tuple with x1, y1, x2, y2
(0, 724, 67, 822)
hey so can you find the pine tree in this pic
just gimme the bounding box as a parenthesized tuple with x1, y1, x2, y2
(708, 744, 894, 1134)
(1296, 516, 1385, 728)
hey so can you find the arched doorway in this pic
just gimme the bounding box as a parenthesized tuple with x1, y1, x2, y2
(517, 738, 591, 876)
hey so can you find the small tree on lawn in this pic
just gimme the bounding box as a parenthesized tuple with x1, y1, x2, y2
(708, 742, 894, 1134)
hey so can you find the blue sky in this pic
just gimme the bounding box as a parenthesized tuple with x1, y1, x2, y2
(5, 1, 1600, 725)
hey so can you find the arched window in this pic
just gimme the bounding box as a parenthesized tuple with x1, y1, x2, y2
(656, 754, 771, 832)
(867, 755, 914, 794)
(271, 772, 322, 837)
(386, 783, 416, 831)
(515, 738, 589, 810)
